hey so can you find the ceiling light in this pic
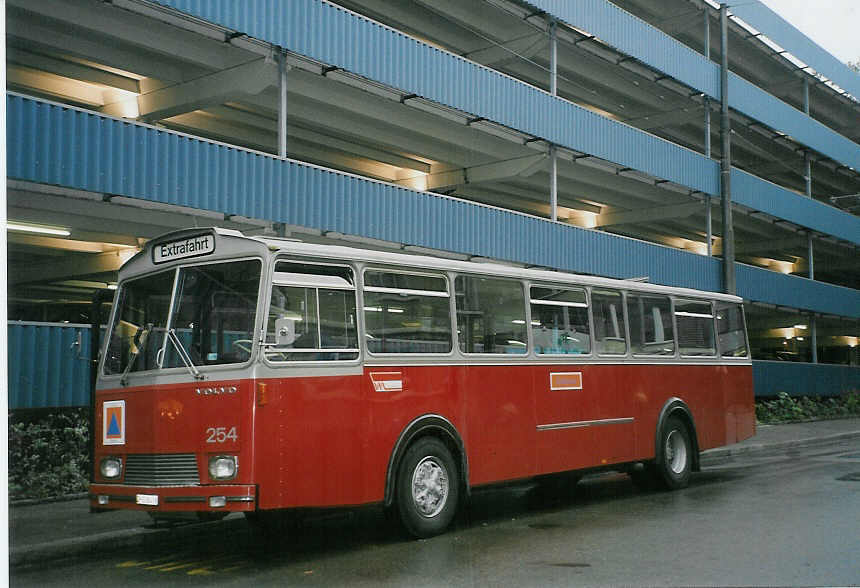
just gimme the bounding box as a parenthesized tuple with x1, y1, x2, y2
(7, 222, 71, 236)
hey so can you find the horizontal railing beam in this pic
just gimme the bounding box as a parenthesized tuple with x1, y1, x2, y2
(7, 93, 860, 318)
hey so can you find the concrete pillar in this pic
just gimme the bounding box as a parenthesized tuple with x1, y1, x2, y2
(803, 77, 812, 198)
(549, 18, 558, 97)
(704, 8, 713, 257)
(278, 49, 288, 158)
(810, 315, 818, 364)
(704, 8, 712, 159)
(550, 145, 558, 221)
(719, 4, 735, 294)
(549, 19, 558, 222)
(705, 196, 712, 256)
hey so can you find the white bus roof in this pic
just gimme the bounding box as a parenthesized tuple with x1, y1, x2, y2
(232, 231, 744, 304)
(132, 227, 742, 304)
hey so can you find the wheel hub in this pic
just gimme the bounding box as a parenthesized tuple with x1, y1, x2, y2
(665, 430, 688, 474)
(412, 457, 449, 518)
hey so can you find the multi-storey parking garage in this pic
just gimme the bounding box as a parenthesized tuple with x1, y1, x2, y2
(6, 0, 860, 407)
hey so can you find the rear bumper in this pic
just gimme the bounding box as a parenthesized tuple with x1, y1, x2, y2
(89, 483, 256, 512)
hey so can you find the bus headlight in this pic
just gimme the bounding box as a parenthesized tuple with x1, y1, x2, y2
(100, 457, 123, 479)
(208, 455, 238, 480)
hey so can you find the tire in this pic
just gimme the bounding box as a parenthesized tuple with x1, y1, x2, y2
(628, 463, 658, 490)
(396, 437, 459, 538)
(656, 416, 693, 490)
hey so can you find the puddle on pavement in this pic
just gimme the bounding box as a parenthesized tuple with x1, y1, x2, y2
(528, 522, 563, 530)
(812, 450, 860, 464)
(531, 560, 591, 568)
(836, 472, 860, 482)
(548, 562, 591, 568)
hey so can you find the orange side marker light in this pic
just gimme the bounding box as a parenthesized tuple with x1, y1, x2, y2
(256, 382, 268, 406)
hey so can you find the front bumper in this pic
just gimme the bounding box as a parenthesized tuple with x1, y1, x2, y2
(89, 483, 256, 512)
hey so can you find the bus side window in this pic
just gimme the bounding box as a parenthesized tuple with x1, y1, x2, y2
(716, 302, 749, 358)
(676, 299, 716, 357)
(363, 270, 452, 354)
(627, 293, 675, 356)
(591, 289, 627, 355)
(529, 286, 590, 355)
(265, 262, 359, 362)
(455, 275, 527, 354)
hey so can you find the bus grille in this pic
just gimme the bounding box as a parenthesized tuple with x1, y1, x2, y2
(123, 454, 200, 486)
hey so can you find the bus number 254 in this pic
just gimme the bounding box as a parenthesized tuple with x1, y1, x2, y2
(206, 427, 238, 443)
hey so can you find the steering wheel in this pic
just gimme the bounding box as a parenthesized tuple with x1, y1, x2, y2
(231, 339, 253, 354)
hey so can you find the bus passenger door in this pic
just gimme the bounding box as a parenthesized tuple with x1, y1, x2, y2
(529, 286, 599, 474)
(254, 262, 366, 509)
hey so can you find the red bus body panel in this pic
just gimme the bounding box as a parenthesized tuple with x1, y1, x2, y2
(92, 363, 753, 512)
(92, 379, 255, 511)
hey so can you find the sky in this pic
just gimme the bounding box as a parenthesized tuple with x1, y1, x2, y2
(758, 0, 859, 64)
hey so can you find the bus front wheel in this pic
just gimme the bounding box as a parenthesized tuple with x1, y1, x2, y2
(656, 416, 692, 490)
(396, 437, 459, 539)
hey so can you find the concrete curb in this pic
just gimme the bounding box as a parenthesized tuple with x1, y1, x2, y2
(11, 515, 247, 568)
(11, 492, 89, 507)
(700, 430, 860, 465)
(12, 526, 160, 568)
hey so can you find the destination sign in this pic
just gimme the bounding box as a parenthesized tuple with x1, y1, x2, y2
(153, 234, 215, 264)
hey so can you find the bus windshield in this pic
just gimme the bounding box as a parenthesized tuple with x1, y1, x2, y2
(103, 259, 262, 376)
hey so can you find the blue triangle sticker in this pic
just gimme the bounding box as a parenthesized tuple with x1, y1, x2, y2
(108, 414, 121, 436)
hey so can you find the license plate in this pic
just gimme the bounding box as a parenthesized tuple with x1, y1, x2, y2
(135, 494, 159, 506)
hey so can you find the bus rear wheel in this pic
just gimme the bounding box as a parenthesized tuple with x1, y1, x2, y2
(656, 416, 692, 490)
(396, 437, 459, 539)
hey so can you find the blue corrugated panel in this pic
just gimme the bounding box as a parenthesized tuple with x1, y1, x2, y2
(729, 2, 860, 101)
(729, 73, 860, 172)
(732, 169, 860, 246)
(8, 323, 91, 409)
(527, 0, 720, 97)
(753, 360, 860, 398)
(6, 93, 721, 291)
(736, 264, 860, 319)
(10, 93, 860, 318)
(152, 0, 718, 197)
(525, 0, 860, 172)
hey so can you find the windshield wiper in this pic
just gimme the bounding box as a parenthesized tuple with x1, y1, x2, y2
(120, 323, 152, 386)
(167, 328, 204, 380)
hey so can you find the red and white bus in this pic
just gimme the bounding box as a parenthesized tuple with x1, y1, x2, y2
(91, 227, 754, 537)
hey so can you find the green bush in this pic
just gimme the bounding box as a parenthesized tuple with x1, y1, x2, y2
(9, 409, 90, 500)
(756, 391, 860, 424)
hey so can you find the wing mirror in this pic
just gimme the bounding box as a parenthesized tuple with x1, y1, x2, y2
(275, 317, 296, 347)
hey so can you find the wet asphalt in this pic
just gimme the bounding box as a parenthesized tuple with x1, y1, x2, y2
(11, 438, 860, 587)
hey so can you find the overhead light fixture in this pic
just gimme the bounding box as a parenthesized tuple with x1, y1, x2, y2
(57, 280, 120, 291)
(7, 222, 71, 237)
